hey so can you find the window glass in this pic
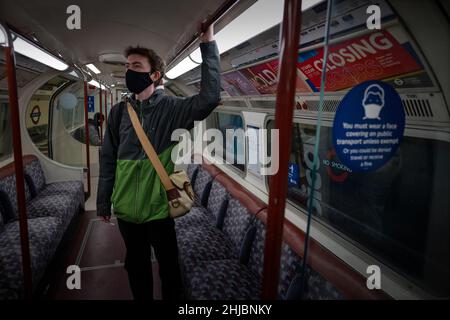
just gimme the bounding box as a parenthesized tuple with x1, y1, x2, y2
(268, 120, 450, 296)
(247, 125, 261, 177)
(214, 112, 245, 171)
(0, 99, 12, 162)
(59, 82, 102, 147)
(0, 37, 12, 162)
(26, 76, 69, 157)
(283, 0, 450, 298)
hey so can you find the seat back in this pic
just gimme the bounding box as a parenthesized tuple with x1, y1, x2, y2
(0, 170, 32, 222)
(23, 155, 46, 195)
(186, 163, 200, 186)
(192, 167, 214, 206)
(205, 180, 229, 228)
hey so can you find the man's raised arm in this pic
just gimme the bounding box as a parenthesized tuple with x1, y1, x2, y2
(169, 24, 221, 131)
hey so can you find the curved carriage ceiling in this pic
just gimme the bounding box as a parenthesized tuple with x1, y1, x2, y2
(0, 0, 255, 86)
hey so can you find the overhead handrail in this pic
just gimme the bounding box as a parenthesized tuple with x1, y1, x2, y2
(167, 0, 240, 68)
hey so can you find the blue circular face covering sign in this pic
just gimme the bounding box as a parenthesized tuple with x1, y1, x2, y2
(333, 80, 405, 172)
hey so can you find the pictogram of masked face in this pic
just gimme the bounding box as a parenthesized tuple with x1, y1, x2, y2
(362, 84, 385, 120)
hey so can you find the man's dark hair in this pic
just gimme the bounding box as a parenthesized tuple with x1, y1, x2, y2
(125, 46, 165, 86)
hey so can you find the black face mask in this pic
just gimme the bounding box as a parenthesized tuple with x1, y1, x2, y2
(125, 69, 154, 94)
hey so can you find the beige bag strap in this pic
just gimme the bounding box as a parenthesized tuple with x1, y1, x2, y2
(126, 102, 174, 191)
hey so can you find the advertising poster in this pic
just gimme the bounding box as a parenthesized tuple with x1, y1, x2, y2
(297, 30, 425, 92)
(225, 59, 312, 96)
(222, 71, 260, 96)
(266, 59, 314, 93)
(220, 78, 240, 97)
(239, 61, 279, 94)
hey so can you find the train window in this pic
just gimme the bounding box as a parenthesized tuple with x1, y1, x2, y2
(247, 125, 261, 177)
(221, 100, 248, 109)
(0, 100, 13, 162)
(58, 82, 100, 147)
(265, 0, 450, 297)
(25, 76, 70, 157)
(212, 112, 245, 172)
(0, 47, 12, 162)
(267, 120, 450, 296)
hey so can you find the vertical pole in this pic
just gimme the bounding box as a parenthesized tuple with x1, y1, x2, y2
(104, 90, 108, 121)
(99, 88, 103, 144)
(3, 25, 33, 299)
(84, 81, 91, 198)
(300, 0, 333, 299)
(261, 0, 302, 299)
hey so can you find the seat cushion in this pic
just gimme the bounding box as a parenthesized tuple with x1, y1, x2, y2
(39, 181, 84, 208)
(186, 259, 261, 300)
(304, 267, 345, 300)
(174, 206, 215, 231)
(177, 227, 237, 272)
(0, 217, 62, 298)
(27, 194, 78, 231)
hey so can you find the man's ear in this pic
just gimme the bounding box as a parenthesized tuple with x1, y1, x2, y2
(150, 71, 161, 82)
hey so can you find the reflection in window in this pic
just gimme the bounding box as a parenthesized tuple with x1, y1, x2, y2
(214, 112, 245, 171)
(0, 100, 12, 162)
(58, 82, 102, 147)
(26, 76, 70, 156)
(267, 120, 450, 296)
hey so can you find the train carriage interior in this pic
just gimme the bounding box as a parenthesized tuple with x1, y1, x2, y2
(0, 0, 449, 302)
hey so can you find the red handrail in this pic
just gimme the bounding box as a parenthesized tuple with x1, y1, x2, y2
(2, 24, 33, 299)
(99, 88, 103, 144)
(167, 0, 239, 66)
(83, 81, 91, 198)
(104, 90, 108, 121)
(261, 0, 303, 299)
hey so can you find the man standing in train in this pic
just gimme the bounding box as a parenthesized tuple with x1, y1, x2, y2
(96, 24, 220, 300)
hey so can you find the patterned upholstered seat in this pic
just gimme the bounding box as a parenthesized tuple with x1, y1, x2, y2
(191, 167, 215, 207)
(175, 179, 229, 232)
(176, 160, 347, 300)
(0, 217, 63, 299)
(0, 155, 84, 299)
(39, 181, 84, 208)
(177, 226, 237, 273)
(186, 259, 261, 300)
(26, 194, 79, 231)
(186, 163, 200, 186)
(184, 217, 266, 300)
(0, 174, 32, 221)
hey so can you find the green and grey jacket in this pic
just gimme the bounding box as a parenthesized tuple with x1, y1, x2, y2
(96, 41, 221, 223)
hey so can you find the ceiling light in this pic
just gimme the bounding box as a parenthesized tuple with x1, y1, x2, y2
(68, 71, 79, 78)
(88, 80, 100, 88)
(0, 30, 6, 46)
(165, 56, 200, 80)
(86, 63, 101, 74)
(12, 32, 69, 71)
(167, 0, 324, 79)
